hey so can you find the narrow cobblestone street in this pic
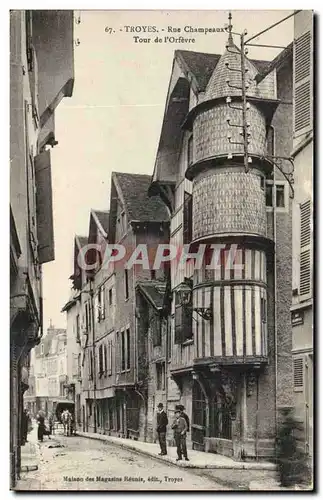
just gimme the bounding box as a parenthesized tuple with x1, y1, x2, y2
(16, 433, 229, 491)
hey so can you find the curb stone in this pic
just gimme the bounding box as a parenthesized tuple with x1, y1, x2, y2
(76, 431, 277, 471)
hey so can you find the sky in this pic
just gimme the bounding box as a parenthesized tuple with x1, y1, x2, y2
(42, 9, 294, 330)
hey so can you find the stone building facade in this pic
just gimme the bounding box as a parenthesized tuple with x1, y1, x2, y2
(149, 35, 294, 460)
(25, 325, 68, 415)
(290, 10, 313, 457)
(10, 10, 74, 487)
(66, 174, 169, 438)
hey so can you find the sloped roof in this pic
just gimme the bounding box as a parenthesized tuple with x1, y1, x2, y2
(137, 280, 167, 310)
(76, 235, 88, 248)
(204, 39, 260, 100)
(255, 42, 293, 83)
(176, 49, 271, 92)
(114, 172, 169, 222)
(94, 210, 110, 234)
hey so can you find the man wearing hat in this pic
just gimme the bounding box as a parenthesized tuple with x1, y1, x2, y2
(156, 403, 168, 456)
(172, 405, 189, 461)
(178, 405, 190, 433)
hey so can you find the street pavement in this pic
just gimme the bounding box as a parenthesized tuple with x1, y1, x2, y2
(16, 432, 230, 491)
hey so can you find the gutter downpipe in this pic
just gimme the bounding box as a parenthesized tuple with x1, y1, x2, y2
(273, 165, 278, 453)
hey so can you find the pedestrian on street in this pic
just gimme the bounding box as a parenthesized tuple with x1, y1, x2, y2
(37, 412, 45, 442)
(172, 406, 189, 461)
(48, 412, 55, 435)
(178, 405, 190, 432)
(22, 408, 29, 445)
(156, 403, 168, 456)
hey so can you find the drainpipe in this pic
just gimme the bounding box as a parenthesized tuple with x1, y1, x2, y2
(273, 166, 278, 445)
(255, 371, 260, 460)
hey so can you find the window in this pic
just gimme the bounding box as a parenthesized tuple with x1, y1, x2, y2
(116, 332, 120, 373)
(108, 288, 113, 306)
(187, 135, 193, 166)
(150, 270, 156, 280)
(293, 357, 304, 391)
(98, 345, 103, 376)
(276, 185, 285, 208)
(156, 362, 165, 391)
(265, 182, 286, 209)
(76, 314, 80, 342)
(294, 31, 312, 134)
(109, 340, 113, 375)
(265, 184, 273, 207)
(96, 292, 101, 322)
(89, 352, 93, 380)
(77, 353, 81, 378)
(267, 126, 275, 156)
(121, 330, 126, 371)
(25, 11, 33, 71)
(151, 313, 162, 347)
(104, 344, 108, 376)
(300, 199, 312, 297)
(183, 192, 193, 244)
(124, 269, 129, 300)
(126, 328, 131, 370)
(261, 297, 267, 323)
(100, 286, 105, 319)
(174, 289, 193, 344)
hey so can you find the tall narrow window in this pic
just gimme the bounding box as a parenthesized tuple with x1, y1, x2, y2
(267, 126, 275, 156)
(100, 286, 105, 319)
(183, 192, 193, 244)
(76, 314, 80, 342)
(276, 185, 285, 208)
(109, 288, 113, 306)
(89, 352, 93, 380)
(266, 184, 273, 207)
(126, 328, 131, 370)
(98, 345, 103, 375)
(300, 199, 312, 297)
(187, 135, 193, 166)
(124, 269, 129, 299)
(121, 331, 125, 371)
(104, 344, 108, 376)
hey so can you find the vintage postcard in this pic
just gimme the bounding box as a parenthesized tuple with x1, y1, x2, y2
(10, 8, 313, 491)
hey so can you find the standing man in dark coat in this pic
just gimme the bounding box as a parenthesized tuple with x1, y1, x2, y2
(172, 406, 189, 461)
(156, 403, 168, 456)
(179, 405, 190, 432)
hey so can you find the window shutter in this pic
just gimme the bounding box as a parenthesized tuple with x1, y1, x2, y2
(294, 31, 312, 135)
(300, 200, 312, 297)
(35, 150, 54, 263)
(293, 357, 304, 391)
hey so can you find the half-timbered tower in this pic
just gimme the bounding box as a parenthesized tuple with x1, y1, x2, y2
(150, 32, 294, 459)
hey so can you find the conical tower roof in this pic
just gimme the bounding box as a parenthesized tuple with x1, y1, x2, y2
(203, 36, 260, 101)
